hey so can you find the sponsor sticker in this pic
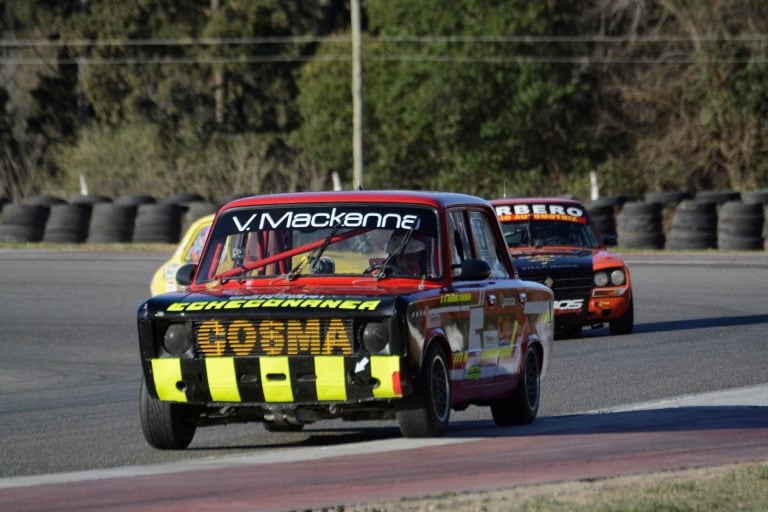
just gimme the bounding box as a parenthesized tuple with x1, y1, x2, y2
(554, 299, 584, 313)
(167, 297, 382, 312)
(230, 208, 420, 232)
(495, 204, 587, 224)
(195, 318, 353, 357)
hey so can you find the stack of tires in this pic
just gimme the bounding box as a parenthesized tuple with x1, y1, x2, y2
(88, 203, 137, 243)
(0, 196, 10, 216)
(586, 196, 627, 244)
(616, 202, 665, 249)
(182, 201, 218, 232)
(665, 200, 718, 250)
(132, 204, 183, 243)
(694, 190, 741, 205)
(0, 204, 50, 242)
(717, 201, 764, 250)
(741, 189, 768, 206)
(42, 204, 92, 243)
(740, 189, 768, 251)
(644, 190, 692, 207)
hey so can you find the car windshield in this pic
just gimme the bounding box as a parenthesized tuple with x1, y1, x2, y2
(499, 219, 600, 249)
(195, 204, 442, 283)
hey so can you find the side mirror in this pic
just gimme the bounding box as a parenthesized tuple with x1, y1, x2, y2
(457, 258, 492, 281)
(602, 234, 617, 246)
(176, 263, 197, 286)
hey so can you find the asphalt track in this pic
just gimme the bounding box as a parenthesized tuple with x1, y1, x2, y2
(0, 250, 767, 510)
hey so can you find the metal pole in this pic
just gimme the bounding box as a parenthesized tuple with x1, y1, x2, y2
(351, 0, 363, 189)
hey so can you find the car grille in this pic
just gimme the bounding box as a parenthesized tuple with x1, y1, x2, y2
(519, 271, 592, 300)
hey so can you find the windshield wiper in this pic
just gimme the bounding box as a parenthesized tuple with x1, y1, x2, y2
(285, 222, 342, 281)
(526, 216, 535, 248)
(376, 226, 415, 281)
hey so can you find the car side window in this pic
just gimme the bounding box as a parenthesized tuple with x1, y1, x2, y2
(468, 210, 511, 279)
(448, 209, 472, 276)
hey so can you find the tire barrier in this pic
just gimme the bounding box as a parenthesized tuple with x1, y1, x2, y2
(717, 201, 765, 250)
(115, 195, 156, 206)
(616, 201, 665, 249)
(665, 200, 717, 250)
(87, 204, 137, 243)
(42, 204, 92, 243)
(26, 194, 66, 207)
(644, 190, 692, 207)
(182, 201, 218, 232)
(764, 206, 768, 251)
(161, 193, 206, 207)
(741, 189, 768, 205)
(585, 203, 617, 243)
(694, 190, 741, 205)
(132, 204, 183, 243)
(0, 190, 766, 250)
(0, 204, 50, 242)
(69, 194, 112, 206)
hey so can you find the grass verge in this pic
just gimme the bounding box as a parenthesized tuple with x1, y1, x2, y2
(327, 462, 768, 511)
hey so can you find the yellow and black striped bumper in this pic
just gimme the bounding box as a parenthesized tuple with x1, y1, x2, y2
(148, 354, 403, 404)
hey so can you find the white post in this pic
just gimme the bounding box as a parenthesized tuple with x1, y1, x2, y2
(351, 0, 364, 189)
(589, 171, 599, 201)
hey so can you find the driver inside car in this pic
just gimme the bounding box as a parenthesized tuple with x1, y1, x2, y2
(386, 232, 428, 277)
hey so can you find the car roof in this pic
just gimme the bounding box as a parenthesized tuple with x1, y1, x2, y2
(489, 197, 586, 207)
(224, 190, 491, 210)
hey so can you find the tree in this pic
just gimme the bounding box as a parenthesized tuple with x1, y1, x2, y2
(295, 0, 604, 197)
(587, 0, 768, 194)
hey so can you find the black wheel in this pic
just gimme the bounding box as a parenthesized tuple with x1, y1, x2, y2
(262, 422, 305, 432)
(491, 345, 540, 426)
(609, 296, 634, 335)
(397, 343, 451, 437)
(139, 379, 198, 450)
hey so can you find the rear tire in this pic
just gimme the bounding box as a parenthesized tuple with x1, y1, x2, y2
(139, 379, 198, 450)
(397, 343, 451, 437)
(491, 345, 540, 426)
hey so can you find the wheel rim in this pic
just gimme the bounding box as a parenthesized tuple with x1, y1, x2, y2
(524, 351, 539, 411)
(430, 354, 450, 422)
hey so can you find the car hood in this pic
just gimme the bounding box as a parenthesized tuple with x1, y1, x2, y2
(139, 281, 442, 320)
(511, 248, 594, 275)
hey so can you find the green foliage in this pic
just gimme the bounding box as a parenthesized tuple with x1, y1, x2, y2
(293, 41, 353, 177)
(295, 0, 603, 197)
(53, 122, 171, 197)
(4, 0, 768, 201)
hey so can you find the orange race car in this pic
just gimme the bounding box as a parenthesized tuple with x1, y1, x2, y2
(491, 198, 633, 337)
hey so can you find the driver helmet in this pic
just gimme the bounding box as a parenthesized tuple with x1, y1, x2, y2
(386, 231, 426, 255)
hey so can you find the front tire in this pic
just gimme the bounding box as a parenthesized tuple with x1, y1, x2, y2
(397, 343, 451, 437)
(609, 296, 634, 335)
(139, 379, 198, 450)
(491, 345, 540, 426)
